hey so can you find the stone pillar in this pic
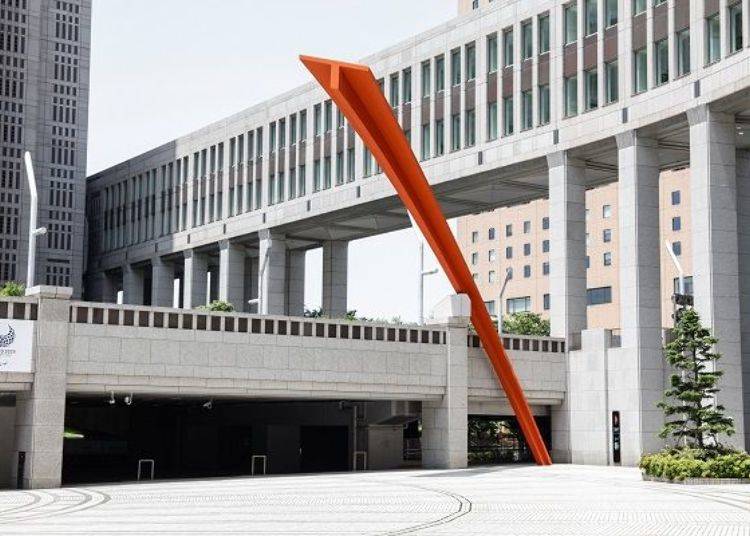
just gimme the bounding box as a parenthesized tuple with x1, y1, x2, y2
(244, 254, 259, 313)
(738, 150, 750, 452)
(322, 240, 348, 318)
(86, 271, 116, 303)
(688, 105, 745, 449)
(547, 151, 587, 340)
(258, 229, 287, 315)
(13, 287, 71, 489)
(218, 240, 245, 310)
(616, 130, 664, 460)
(421, 294, 469, 469)
(150, 256, 174, 307)
(208, 265, 219, 303)
(122, 263, 144, 305)
(183, 249, 208, 309)
(286, 249, 306, 317)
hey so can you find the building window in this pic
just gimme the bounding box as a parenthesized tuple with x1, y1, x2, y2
(521, 91, 533, 130)
(503, 28, 514, 67)
(506, 224, 513, 237)
(489, 249, 497, 262)
(466, 43, 476, 80)
(634, 48, 648, 93)
(676, 29, 691, 77)
(403, 68, 412, 104)
(585, 69, 598, 110)
(539, 13, 550, 54)
(390, 74, 400, 107)
(505, 246, 513, 259)
(421, 61, 431, 97)
(543, 294, 551, 310)
(542, 216, 549, 230)
(671, 190, 681, 205)
(655, 39, 669, 85)
(488, 101, 498, 140)
(451, 114, 461, 151)
(489, 270, 496, 283)
(672, 216, 681, 231)
(507, 296, 531, 314)
(603, 204, 612, 218)
(487, 34, 498, 73)
(585, 256, 590, 269)
(521, 21, 533, 60)
(503, 97, 514, 135)
(471, 231, 479, 243)
(524, 243, 531, 256)
(587, 286, 612, 305)
(672, 241, 682, 256)
(706, 14, 721, 64)
(605, 0, 618, 27)
(564, 76, 578, 117)
(565, 3, 578, 44)
(523, 265, 531, 278)
(673, 275, 694, 295)
(523, 220, 531, 233)
(451, 48, 462, 86)
(730, 3, 743, 54)
(436, 55, 445, 93)
(585, 0, 598, 36)
(542, 262, 550, 275)
(603, 229, 612, 243)
(435, 119, 445, 156)
(603, 252, 612, 266)
(421, 124, 431, 160)
(539, 84, 551, 125)
(472, 0, 479, 8)
(633, 0, 646, 16)
(485, 300, 496, 316)
(542, 239, 550, 253)
(605, 61, 618, 103)
(471, 252, 479, 265)
(489, 227, 496, 240)
(466, 109, 476, 146)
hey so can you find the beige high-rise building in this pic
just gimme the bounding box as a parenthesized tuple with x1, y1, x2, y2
(457, 168, 692, 330)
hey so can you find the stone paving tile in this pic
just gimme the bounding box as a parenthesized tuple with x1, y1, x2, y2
(0, 465, 748, 535)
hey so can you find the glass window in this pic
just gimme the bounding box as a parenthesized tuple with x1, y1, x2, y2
(505, 246, 513, 259)
(603, 229, 612, 243)
(587, 286, 613, 305)
(524, 220, 531, 233)
(489, 249, 497, 262)
(436, 55, 445, 92)
(324, 101, 332, 132)
(706, 14, 721, 64)
(466, 109, 476, 147)
(421, 61, 431, 97)
(506, 224, 513, 237)
(585, 0, 598, 36)
(585, 69, 598, 110)
(489, 270, 496, 283)
(390, 74, 400, 107)
(542, 216, 549, 230)
(435, 119, 445, 156)
(507, 296, 531, 314)
(487, 33, 498, 72)
(521, 91, 533, 130)
(605, 61, 618, 103)
(403, 68, 412, 103)
(488, 101, 498, 140)
(471, 252, 478, 265)
(603, 252, 612, 266)
(503, 97, 514, 135)
(672, 241, 682, 256)
(539, 13, 550, 53)
(543, 262, 550, 275)
(523, 265, 531, 278)
(323, 156, 332, 189)
(671, 190, 681, 205)
(605, 0, 618, 27)
(451, 48, 462, 86)
(503, 28, 514, 67)
(674, 275, 694, 295)
(633, 0, 646, 16)
(564, 76, 578, 117)
(634, 48, 647, 93)
(730, 3, 743, 54)
(420, 124, 431, 160)
(565, 4, 578, 44)
(603, 204, 612, 218)
(313, 160, 321, 191)
(672, 216, 681, 231)
(543, 294, 550, 310)
(466, 43, 476, 80)
(524, 243, 531, 256)
(542, 239, 550, 253)
(677, 29, 691, 76)
(489, 227, 496, 240)
(451, 114, 461, 151)
(522, 21, 533, 60)
(655, 39, 669, 85)
(539, 84, 550, 125)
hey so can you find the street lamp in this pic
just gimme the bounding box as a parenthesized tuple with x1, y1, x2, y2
(407, 213, 438, 325)
(247, 247, 270, 313)
(497, 267, 513, 337)
(23, 152, 47, 291)
(664, 239, 684, 295)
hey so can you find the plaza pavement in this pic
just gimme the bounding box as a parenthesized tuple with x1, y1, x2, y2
(0, 464, 748, 535)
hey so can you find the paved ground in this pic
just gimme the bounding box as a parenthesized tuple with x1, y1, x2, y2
(0, 465, 748, 535)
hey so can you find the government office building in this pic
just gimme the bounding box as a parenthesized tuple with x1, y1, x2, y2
(2, 0, 750, 488)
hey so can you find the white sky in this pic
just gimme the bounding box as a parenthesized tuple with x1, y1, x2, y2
(88, 0, 458, 321)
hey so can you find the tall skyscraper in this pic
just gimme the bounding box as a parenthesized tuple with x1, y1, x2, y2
(0, 0, 91, 296)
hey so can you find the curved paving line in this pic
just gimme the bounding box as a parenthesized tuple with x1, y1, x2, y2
(0, 488, 111, 524)
(0, 491, 50, 519)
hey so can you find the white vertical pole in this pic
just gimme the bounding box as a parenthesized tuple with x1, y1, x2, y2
(23, 152, 45, 290)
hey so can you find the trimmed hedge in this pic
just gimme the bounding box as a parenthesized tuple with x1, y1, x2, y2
(640, 449, 750, 481)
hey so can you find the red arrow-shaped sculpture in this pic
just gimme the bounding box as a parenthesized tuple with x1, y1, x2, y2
(301, 55, 552, 466)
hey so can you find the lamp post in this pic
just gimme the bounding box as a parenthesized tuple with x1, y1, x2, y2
(247, 248, 270, 313)
(408, 213, 438, 325)
(664, 239, 685, 295)
(497, 267, 513, 336)
(23, 152, 47, 291)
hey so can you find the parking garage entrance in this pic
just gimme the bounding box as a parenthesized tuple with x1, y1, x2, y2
(62, 396, 355, 485)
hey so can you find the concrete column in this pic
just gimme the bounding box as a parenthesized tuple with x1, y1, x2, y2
(422, 294, 469, 469)
(243, 254, 259, 313)
(322, 240, 348, 318)
(208, 265, 219, 303)
(286, 249, 306, 317)
(258, 229, 287, 315)
(616, 130, 664, 460)
(688, 105, 745, 449)
(218, 240, 245, 310)
(122, 263, 144, 305)
(183, 249, 208, 309)
(150, 256, 174, 307)
(13, 287, 71, 489)
(547, 151, 587, 340)
(86, 271, 116, 303)
(738, 150, 750, 452)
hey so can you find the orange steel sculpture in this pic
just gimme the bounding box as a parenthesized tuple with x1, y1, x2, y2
(301, 56, 552, 466)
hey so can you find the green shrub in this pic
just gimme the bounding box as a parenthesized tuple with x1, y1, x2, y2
(197, 300, 234, 312)
(640, 449, 750, 480)
(0, 281, 25, 297)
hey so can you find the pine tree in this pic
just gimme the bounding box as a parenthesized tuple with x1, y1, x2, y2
(658, 308, 735, 452)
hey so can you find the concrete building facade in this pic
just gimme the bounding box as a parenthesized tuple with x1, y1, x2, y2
(0, 0, 92, 295)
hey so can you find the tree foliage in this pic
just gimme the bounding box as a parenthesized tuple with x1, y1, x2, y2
(0, 281, 25, 297)
(501, 312, 550, 336)
(658, 308, 735, 452)
(197, 300, 235, 312)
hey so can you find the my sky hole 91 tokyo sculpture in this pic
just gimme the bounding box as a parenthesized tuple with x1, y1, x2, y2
(300, 55, 552, 466)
